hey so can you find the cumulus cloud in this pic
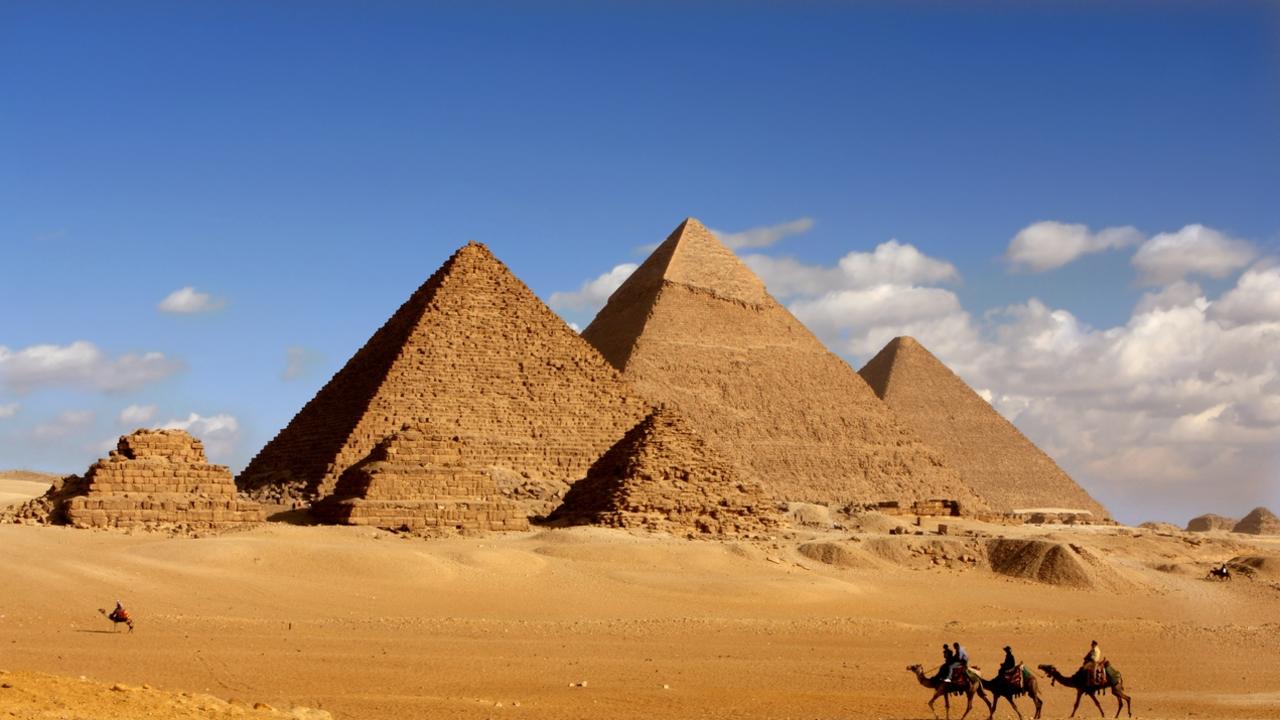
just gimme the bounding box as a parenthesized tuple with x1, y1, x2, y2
(1132, 224, 1257, 285)
(1005, 221, 1144, 272)
(160, 412, 241, 461)
(548, 263, 638, 314)
(743, 239, 959, 298)
(711, 217, 814, 250)
(118, 404, 157, 425)
(0, 402, 20, 419)
(0, 341, 182, 394)
(281, 346, 325, 381)
(1209, 262, 1280, 327)
(158, 286, 227, 314)
(32, 409, 94, 442)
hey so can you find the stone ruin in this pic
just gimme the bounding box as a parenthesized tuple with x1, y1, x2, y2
(237, 241, 650, 506)
(18, 429, 263, 529)
(312, 425, 529, 532)
(1185, 513, 1237, 532)
(1232, 506, 1280, 535)
(581, 218, 990, 513)
(548, 406, 782, 537)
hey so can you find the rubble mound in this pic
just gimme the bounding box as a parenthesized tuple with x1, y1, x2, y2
(1185, 513, 1237, 532)
(1232, 507, 1280, 535)
(582, 219, 987, 511)
(1139, 521, 1181, 534)
(237, 241, 650, 503)
(548, 407, 782, 537)
(6, 430, 262, 529)
(985, 538, 1096, 588)
(1, 473, 87, 524)
(798, 541, 877, 569)
(312, 425, 529, 532)
(859, 336, 1108, 518)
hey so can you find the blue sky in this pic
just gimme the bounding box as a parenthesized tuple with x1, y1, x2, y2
(2, 2, 1277, 523)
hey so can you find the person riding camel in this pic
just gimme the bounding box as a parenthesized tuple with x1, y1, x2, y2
(1081, 640, 1105, 685)
(109, 601, 128, 623)
(935, 644, 955, 682)
(945, 642, 969, 685)
(999, 646, 1017, 675)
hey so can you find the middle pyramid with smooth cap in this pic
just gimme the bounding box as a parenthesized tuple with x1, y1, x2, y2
(583, 218, 989, 511)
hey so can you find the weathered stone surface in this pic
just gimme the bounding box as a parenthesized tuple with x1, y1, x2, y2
(1186, 513, 1237, 532)
(859, 336, 1110, 519)
(45, 430, 264, 529)
(1233, 506, 1280, 535)
(313, 425, 529, 532)
(237, 242, 652, 503)
(549, 407, 782, 537)
(582, 218, 987, 512)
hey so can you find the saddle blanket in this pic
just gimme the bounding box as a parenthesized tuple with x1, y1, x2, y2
(1002, 665, 1024, 689)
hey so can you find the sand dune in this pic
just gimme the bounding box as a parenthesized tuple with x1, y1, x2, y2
(0, 519, 1277, 719)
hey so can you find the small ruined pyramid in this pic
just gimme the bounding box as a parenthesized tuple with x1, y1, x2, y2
(238, 241, 652, 503)
(858, 336, 1109, 518)
(549, 406, 781, 536)
(582, 218, 988, 511)
(20, 429, 263, 529)
(1232, 506, 1280, 535)
(313, 425, 529, 532)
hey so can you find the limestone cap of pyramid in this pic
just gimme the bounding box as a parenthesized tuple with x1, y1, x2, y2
(618, 217, 770, 306)
(859, 335, 936, 399)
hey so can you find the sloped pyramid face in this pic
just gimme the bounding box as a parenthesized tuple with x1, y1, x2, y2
(582, 218, 989, 511)
(858, 336, 1109, 518)
(313, 425, 529, 531)
(237, 242, 652, 502)
(1232, 506, 1279, 535)
(549, 406, 781, 536)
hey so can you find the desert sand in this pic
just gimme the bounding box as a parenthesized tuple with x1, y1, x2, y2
(1, 513, 1277, 720)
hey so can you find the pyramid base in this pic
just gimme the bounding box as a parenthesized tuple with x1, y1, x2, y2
(315, 497, 530, 532)
(556, 509, 778, 538)
(63, 493, 264, 529)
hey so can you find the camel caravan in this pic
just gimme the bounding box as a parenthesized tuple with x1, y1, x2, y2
(909, 640, 1132, 720)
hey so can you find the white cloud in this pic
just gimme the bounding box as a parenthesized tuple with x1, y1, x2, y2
(118, 404, 157, 425)
(1005, 221, 1143, 272)
(157, 286, 227, 314)
(160, 412, 241, 461)
(548, 263, 638, 314)
(568, 322, 581, 333)
(1132, 224, 1257, 286)
(281, 346, 325, 381)
(32, 409, 94, 442)
(711, 217, 814, 250)
(744, 239, 959, 298)
(0, 402, 20, 418)
(1209, 262, 1280, 327)
(0, 341, 182, 394)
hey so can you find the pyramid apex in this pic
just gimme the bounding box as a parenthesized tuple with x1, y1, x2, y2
(646, 217, 769, 304)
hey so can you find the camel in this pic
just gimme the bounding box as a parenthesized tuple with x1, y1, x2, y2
(983, 664, 1043, 719)
(98, 606, 134, 633)
(1037, 664, 1132, 718)
(907, 664, 992, 720)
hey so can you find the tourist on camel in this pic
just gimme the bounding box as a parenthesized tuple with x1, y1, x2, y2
(1081, 640, 1106, 684)
(999, 645, 1017, 675)
(935, 644, 954, 682)
(943, 642, 969, 684)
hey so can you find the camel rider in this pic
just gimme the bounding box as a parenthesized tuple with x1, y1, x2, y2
(1082, 640, 1102, 668)
(110, 601, 130, 624)
(999, 646, 1017, 675)
(935, 645, 955, 682)
(945, 642, 969, 684)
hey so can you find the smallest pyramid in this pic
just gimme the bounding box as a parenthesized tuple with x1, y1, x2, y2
(1185, 513, 1236, 532)
(549, 407, 782, 537)
(59, 429, 263, 529)
(313, 426, 530, 532)
(1232, 507, 1280, 535)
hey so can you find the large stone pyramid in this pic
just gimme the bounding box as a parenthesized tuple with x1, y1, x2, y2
(238, 241, 652, 503)
(313, 425, 529, 532)
(582, 218, 988, 511)
(858, 336, 1109, 518)
(549, 406, 781, 536)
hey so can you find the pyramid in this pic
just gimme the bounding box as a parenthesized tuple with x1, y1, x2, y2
(237, 242, 652, 503)
(20, 429, 264, 529)
(581, 218, 988, 511)
(1232, 506, 1280, 535)
(1186, 513, 1236, 532)
(858, 336, 1109, 518)
(549, 406, 782, 536)
(313, 425, 529, 531)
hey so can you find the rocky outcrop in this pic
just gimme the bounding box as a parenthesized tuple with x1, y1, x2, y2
(1186, 513, 1236, 532)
